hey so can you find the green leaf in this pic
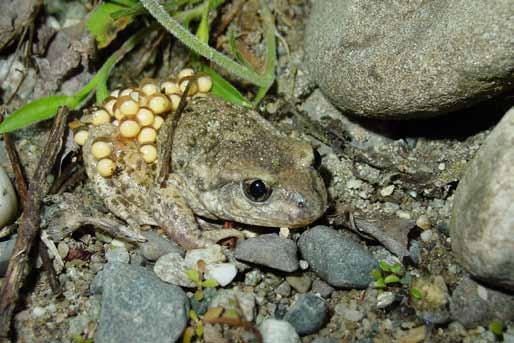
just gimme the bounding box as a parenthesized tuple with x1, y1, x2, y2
(0, 95, 77, 133)
(384, 275, 401, 284)
(222, 309, 239, 319)
(182, 327, 195, 343)
(195, 320, 204, 337)
(186, 269, 201, 284)
(195, 0, 210, 44)
(196, 64, 252, 108)
(371, 269, 383, 281)
(379, 260, 392, 272)
(194, 289, 204, 301)
(489, 320, 504, 336)
(374, 279, 386, 289)
(86, 1, 135, 48)
(189, 309, 199, 321)
(390, 263, 403, 275)
(201, 278, 219, 288)
(410, 287, 423, 300)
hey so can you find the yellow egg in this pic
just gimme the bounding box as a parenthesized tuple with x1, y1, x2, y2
(178, 68, 195, 80)
(103, 97, 117, 116)
(74, 130, 89, 146)
(139, 145, 157, 163)
(120, 88, 134, 97)
(197, 75, 213, 93)
(152, 116, 164, 130)
(179, 79, 198, 96)
(117, 96, 140, 116)
(136, 107, 155, 126)
(92, 109, 111, 126)
(137, 127, 157, 144)
(141, 81, 159, 97)
(169, 94, 181, 111)
(91, 141, 112, 160)
(119, 120, 141, 138)
(161, 81, 180, 95)
(97, 158, 116, 177)
(148, 94, 171, 114)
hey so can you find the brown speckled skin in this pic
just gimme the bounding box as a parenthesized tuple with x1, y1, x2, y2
(83, 96, 327, 249)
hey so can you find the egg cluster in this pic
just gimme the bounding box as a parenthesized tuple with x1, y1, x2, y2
(73, 68, 213, 177)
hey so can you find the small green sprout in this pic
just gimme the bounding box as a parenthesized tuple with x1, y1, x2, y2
(372, 260, 404, 289)
(489, 320, 504, 338)
(410, 287, 423, 301)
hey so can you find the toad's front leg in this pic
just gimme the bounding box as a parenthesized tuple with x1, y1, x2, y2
(83, 125, 210, 249)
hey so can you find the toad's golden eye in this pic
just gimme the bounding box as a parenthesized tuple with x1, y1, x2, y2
(242, 179, 272, 202)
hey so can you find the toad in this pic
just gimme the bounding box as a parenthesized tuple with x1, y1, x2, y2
(75, 70, 327, 249)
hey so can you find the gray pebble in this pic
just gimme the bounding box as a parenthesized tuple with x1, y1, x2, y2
(104, 244, 130, 264)
(335, 305, 364, 322)
(311, 279, 334, 298)
(298, 226, 377, 288)
(312, 338, 340, 343)
(450, 107, 514, 290)
(286, 275, 312, 294)
(284, 294, 328, 336)
(210, 289, 256, 322)
(450, 277, 514, 328)
(91, 263, 189, 343)
(275, 281, 292, 297)
(234, 234, 299, 272)
(244, 269, 263, 287)
(0, 236, 16, 276)
(139, 231, 184, 261)
(259, 319, 301, 343)
(305, 0, 514, 118)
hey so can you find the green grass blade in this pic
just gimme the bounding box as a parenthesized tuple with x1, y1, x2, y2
(197, 64, 252, 108)
(0, 96, 77, 133)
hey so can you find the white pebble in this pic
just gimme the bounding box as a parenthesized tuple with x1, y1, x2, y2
(205, 263, 238, 287)
(380, 185, 395, 197)
(184, 244, 226, 267)
(420, 230, 433, 242)
(0, 166, 18, 228)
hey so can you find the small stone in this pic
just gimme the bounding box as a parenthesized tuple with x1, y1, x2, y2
(0, 236, 16, 276)
(450, 277, 514, 328)
(420, 230, 433, 242)
(411, 275, 450, 324)
(380, 185, 395, 197)
(0, 165, 18, 228)
(244, 269, 263, 286)
(450, 107, 514, 290)
(105, 243, 130, 264)
(259, 319, 301, 343)
(299, 260, 309, 270)
(275, 281, 292, 297)
(335, 305, 364, 322)
(184, 244, 225, 267)
(377, 291, 395, 309)
(153, 252, 195, 287)
(57, 242, 69, 259)
(139, 231, 184, 261)
(284, 294, 328, 335)
(298, 226, 377, 288)
(311, 280, 334, 298)
(205, 263, 237, 287)
(398, 326, 426, 343)
(91, 263, 188, 343)
(32, 307, 46, 317)
(210, 289, 256, 321)
(416, 215, 431, 230)
(312, 338, 340, 343)
(286, 275, 312, 294)
(234, 234, 299, 272)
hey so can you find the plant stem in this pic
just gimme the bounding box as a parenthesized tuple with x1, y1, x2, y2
(139, 0, 271, 87)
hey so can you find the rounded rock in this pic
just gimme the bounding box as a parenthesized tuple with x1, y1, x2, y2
(0, 166, 18, 228)
(298, 226, 377, 288)
(450, 107, 514, 290)
(259, 319, 301, 343)
(305, 0, 514, 118)
(283, 294, 328, 336)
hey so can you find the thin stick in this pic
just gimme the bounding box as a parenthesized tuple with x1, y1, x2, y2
(2, 133, 28, 204)
(0, 107, 68, 338)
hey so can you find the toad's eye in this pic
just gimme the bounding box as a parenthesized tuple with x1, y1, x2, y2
(312, 149, 322, 170)
(242, 179, 272, 202)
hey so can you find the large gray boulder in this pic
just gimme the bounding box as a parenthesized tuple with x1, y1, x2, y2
(450, 107, 514, 290)
(305, 0, 514, 118)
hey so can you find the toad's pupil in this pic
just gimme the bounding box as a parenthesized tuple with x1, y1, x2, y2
(250, 180, 267, 198)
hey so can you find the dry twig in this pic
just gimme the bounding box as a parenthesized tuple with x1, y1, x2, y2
(0, 107, 68, 338)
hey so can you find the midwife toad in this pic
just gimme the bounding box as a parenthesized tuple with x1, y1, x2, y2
(78, 73, 327, 249)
